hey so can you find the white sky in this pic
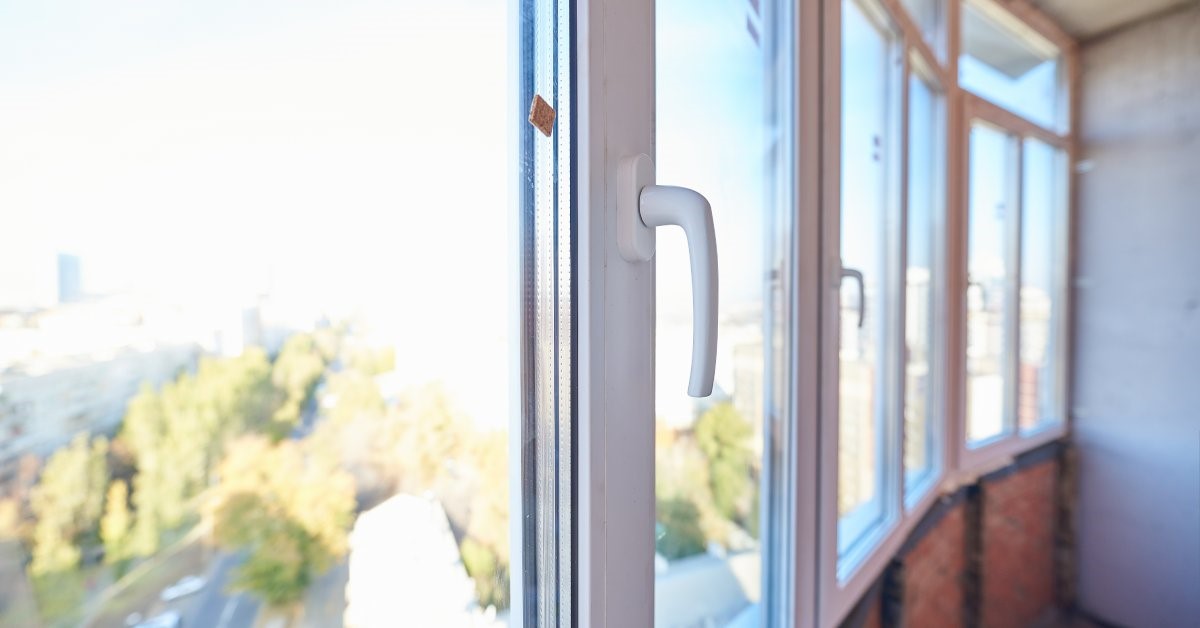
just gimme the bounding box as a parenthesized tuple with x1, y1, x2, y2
(0, 0, 511, 425)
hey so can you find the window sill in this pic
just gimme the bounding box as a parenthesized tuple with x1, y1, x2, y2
(957, 420, 1068, 479)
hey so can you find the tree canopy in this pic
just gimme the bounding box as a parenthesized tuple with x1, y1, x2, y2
(28, 434, 109, 575)
(207, 436, 356, 608)
(118, 348, 276, 555)
(271, 334, 327, 431)
(100, 479, 133, 566)
(694, 402, 754, 521)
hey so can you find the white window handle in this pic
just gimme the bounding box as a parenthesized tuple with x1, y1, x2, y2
(617, 154, 718, 398)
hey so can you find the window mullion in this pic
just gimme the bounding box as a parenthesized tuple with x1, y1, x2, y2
(894, 47, 912, 520)
(1004, 137, 1023, 439)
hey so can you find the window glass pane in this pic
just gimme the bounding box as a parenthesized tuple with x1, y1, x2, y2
(966, 123, 1017, 445)
(904, 70, 942, 494)
(960, 0, 1062, 131)
(899, 0, 946, 61)
(1019, 139, 1065, 431)
(654, 0, 794, 624)
(838, 0, 900, 561)
(0, 2, 519, 626)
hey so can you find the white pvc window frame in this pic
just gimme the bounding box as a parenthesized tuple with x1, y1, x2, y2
(958, 0, 1069, 135)
(568, 0, 1074, 626)
(818, 0, 1076, 626)
(575, 0, 814, 625)
(818, 0, 951, 622)
(828, 0, 905, 572)
(902, 50, 948, 509)
(575, 0, 658, 623)
(956, 92, 1072, 476)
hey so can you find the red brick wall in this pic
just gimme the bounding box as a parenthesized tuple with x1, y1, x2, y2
(902, 505, 966, 628)
(861, 596, 882, 628)
(979, 458, 1059, 628)
(842, 449, 1063, 628)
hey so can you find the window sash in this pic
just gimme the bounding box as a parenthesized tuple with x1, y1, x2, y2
(957, 90, 1070, 473)
(959, 115, 1069, 469)
(902, 62, 947, 504)
(819, 0, 1074, 625)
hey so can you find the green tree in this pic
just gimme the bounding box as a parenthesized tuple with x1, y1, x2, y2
(655, 420, 728, 550)
(655, 497, 707, 560)
(311, 327, 342, 363)
(0, 497, 21, 541)
(460, 538, 508, 610)
(314, 378, 471, 498)
(392, 384, 469, 493)
(347, 345, 395, 376)
(28, 434, 109, 575)
(100, 479, 133, 566)
(119, 349, 278, 554)
(28, 569, 85, 625)
(208, 436, 355, 608)
(271, 334, 326, 431)
(0, 456, 40, 543)
(327, 371, 386, 427)
(655, 420, 725, 558)
(305, 371, 391, 498)
(694, 402, 754, 521)
(461, 430, 510, 610)
(198, 348, 277, 447)
(120, 385, 184, 555)
(128, 492, 162, 558)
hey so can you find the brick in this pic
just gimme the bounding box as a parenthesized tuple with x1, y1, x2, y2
(842, 452, 1063, 628)
(979, 459, 1059, 628)
(901, 504, 967, 628)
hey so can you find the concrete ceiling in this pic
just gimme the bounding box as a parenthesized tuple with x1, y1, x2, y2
(1029, 0, 1197, 40)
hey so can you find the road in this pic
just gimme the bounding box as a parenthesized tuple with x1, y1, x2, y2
(179, 553, 259, 628)
(299, 560, 348, 628)
(291, 378, 324, 439)
(177, 550, 347, 628)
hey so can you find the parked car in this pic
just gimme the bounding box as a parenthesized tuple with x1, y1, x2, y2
(160, 575, 206, 602)
(135, 610, 182, 628)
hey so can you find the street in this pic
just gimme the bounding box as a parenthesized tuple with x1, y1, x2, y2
(179, 553, 259, 628)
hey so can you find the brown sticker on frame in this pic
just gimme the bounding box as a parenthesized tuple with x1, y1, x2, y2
(528, 94, 556, 138)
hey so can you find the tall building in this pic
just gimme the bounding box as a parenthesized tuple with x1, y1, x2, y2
(56, 253, 82, 304)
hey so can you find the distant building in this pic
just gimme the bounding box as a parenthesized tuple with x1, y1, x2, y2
(56, 253, 82, 304)
(344, 494, 499, 628)
(0, 345, 197, 484)
(732, 337, 764, 457)
(209, 303, 266, 358)
(0, 296, 202, 483)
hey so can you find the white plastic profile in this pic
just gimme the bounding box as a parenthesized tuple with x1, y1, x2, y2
(617, 153, 718, 398)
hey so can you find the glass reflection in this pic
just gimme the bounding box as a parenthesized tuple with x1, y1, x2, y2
(966, 124, 1017, 445)
(837, 0, 901, 559)
(1018, 139, 1065, 431)
(904, 70, 942, 494)
(654, 0, 792, 624)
